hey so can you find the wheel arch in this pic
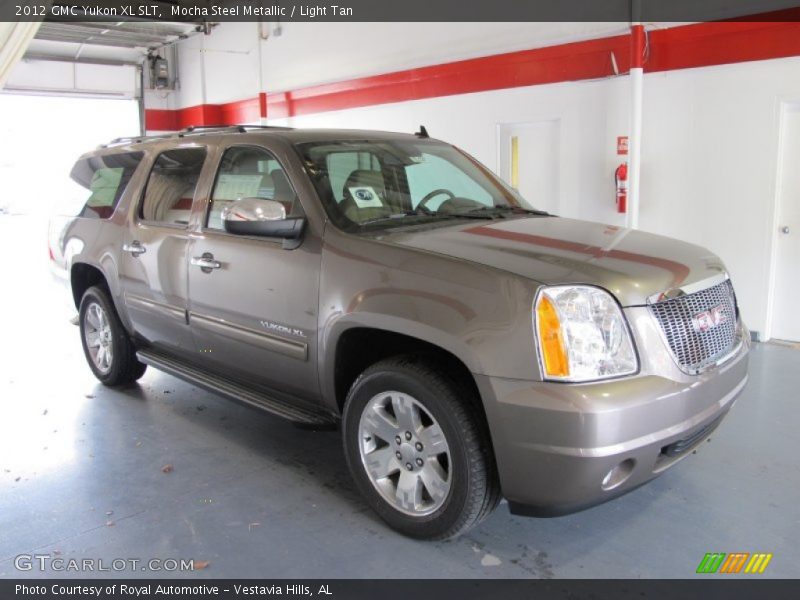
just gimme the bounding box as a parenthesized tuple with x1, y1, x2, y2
(323, 318, 485, 417)
(70, 262, 109, 309)
(70, 261, 132, 333)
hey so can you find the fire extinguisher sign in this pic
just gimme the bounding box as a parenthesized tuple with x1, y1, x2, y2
(617, 136, 629, 155)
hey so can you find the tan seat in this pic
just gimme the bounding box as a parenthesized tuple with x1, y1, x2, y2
(340, 169, 391, 223)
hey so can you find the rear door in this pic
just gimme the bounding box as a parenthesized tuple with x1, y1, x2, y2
(186, 143, 322, 401)
(119, 145, 208, 356)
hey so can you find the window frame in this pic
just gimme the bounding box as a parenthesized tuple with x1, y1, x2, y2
(200, 143, 304, 243)
(135, 145, 209, 230)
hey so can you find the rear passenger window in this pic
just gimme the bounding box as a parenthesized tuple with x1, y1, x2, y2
(139, 148, 207, 226)
(207, 146, 299, 231)
(70, 152, 144, 219)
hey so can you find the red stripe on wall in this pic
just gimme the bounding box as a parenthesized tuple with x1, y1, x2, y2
(145, 97, 263, 131)
(144, 109, 178, 131)
(145, 18, 800, 130)
(266, 33, 630, 119)
(219, 96, 263, 124)
(646, 20, 800, 73)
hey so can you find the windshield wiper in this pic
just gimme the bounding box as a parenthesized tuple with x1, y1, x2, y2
(462, 205, 550, 217)
(359, 209, 495, 227)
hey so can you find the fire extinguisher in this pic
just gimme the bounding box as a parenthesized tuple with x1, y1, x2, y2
(615, 162, 628, 214)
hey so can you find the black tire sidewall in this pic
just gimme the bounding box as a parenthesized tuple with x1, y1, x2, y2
(79, 286, 135, 386)
(342, 364, 477, 539)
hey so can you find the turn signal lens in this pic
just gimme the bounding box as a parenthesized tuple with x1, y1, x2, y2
(536, 295, 570, 378)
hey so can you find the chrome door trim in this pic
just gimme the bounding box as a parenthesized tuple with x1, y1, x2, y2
(189, 312, 308, 361)
(125, 293, 186, 322)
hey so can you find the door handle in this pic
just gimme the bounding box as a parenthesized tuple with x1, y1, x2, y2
(780, 225, 790, 234)
(122, 241, 146, 256)
(191, 252, 221, 273)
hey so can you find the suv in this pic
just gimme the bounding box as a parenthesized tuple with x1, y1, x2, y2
(51, 125, 749, 539)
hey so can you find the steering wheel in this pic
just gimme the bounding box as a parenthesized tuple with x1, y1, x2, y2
(418, 188, 456, 211)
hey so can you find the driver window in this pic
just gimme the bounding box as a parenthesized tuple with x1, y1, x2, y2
(406, 153, 493, 209)
(207, 146, 299, 230)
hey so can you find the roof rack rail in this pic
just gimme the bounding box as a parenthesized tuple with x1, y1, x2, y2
(100, 124, 294, 148)
(179, 124, 294, 136)
(98, 135, 145, 148)
(98, 132, 174, 148)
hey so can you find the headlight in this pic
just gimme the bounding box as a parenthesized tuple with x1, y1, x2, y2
(534, 285, 638, 382)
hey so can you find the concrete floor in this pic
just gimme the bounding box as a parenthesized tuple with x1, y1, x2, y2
(1, 215, 798, 579)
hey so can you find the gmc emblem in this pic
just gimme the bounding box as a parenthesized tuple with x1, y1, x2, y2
(692, 305, 728, 333)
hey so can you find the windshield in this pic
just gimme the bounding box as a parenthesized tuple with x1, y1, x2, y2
(296, 139, 540, 231)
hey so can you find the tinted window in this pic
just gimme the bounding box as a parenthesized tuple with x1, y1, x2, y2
(298, 140, 533, 231)
(70, 152, 143, 219)
(406, 153, 493, 209)
(207, 146, 300, 230)
(139, 148, 207, 226)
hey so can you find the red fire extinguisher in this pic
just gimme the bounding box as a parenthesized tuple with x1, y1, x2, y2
(615, 162, 628, 214)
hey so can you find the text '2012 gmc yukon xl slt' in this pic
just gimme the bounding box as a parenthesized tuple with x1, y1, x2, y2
(51, 125, 749, 539)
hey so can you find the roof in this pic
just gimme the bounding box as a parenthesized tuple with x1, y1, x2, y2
(98, 125, 431, 150)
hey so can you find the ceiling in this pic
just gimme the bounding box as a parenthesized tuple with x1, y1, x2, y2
(24, 21, 202, 65)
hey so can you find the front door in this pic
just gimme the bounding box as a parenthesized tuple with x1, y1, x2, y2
(187, 144, 322, 401)
(119, 145, 208, 356)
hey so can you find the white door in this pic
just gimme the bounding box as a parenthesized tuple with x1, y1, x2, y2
(497, 120, 560, 214)
(771, 104, 800, 342)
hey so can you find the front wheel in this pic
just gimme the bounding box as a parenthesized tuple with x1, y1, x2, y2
(342, 356, 500, 540)
(79, 285, 146, 386)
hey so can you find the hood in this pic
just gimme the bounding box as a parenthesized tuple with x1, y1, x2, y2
(376, 216, 727, 306)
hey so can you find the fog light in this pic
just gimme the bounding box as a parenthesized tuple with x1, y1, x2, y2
(601, 459, 635, 491)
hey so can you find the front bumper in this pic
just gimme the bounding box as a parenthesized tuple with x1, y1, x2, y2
(476, 324, 750, 517)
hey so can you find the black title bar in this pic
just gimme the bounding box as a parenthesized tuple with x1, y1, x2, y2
(4, 0, 800, 22)
(3, 579, 800, 600)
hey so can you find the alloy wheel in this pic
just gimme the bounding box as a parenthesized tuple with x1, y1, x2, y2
(358, 391, 452, 516)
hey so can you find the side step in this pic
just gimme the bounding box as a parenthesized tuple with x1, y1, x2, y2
(137, 349, 338, 428)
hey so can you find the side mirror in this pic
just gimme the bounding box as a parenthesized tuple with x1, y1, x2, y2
(221, 198, 305, 241)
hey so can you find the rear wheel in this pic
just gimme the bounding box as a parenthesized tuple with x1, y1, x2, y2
(79, 285, 146, 386)
(342, 356, 500, 539)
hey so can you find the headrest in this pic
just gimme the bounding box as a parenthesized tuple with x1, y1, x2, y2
(343, 169, 385, 200)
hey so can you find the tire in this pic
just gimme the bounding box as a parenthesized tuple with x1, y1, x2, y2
(79, 285, 147, 386)
(342, 356, 500, 540)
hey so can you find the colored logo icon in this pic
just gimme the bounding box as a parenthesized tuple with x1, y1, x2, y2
(696, 552, 773, 574)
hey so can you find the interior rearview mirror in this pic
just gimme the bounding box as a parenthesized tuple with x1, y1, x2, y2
(221, 198, 305, 243)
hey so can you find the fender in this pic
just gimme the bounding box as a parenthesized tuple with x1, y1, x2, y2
(319, 312, 485, 410)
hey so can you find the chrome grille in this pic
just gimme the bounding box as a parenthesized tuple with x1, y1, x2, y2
(649, 280, 739, 373)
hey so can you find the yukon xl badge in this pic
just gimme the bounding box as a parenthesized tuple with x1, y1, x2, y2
(692, 305, 728, 333)
(260, 320, 307, 338)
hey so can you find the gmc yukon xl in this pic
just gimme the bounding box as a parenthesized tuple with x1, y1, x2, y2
(50, 125, 749, 539)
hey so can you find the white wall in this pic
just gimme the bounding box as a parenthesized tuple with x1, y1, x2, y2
(176, 23, 262, 107)
(258, 22, 629, 93)
(173, 22, 632, 106)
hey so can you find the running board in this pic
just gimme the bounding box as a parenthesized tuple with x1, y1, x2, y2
(136, 349, 338, 427)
